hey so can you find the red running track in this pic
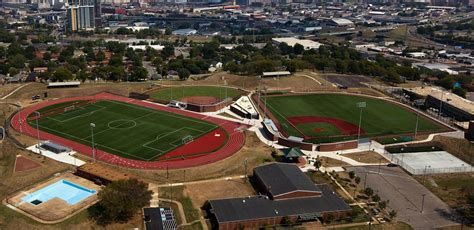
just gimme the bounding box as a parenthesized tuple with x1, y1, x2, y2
(10, 93, 246, 169)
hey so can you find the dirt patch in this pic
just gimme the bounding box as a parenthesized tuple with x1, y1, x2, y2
(185, 180, 255, 210)
(344, 151, 389, 164)
(320, 157, 349, 167)
(288, 116, 364, 138)
(180, 96, 220, 105)
(14, 155, 41, 172)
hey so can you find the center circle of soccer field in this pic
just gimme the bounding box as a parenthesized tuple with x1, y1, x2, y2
(107, 119, 137, 129)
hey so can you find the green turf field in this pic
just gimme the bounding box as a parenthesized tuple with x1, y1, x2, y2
(150, 86, 243, 101)
(28, 100, 219, 161)
(264, 94, 446, 143)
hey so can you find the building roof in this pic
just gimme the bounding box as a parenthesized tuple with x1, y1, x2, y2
(272, 37, 322, 50)
(144, 207, 178, 230)
(253, 163, 319, 197)
(331, 18, 354, 26)
(209, 185, 351, 223)
(407, 86, 474, 114)
(281, 147, 305, 158)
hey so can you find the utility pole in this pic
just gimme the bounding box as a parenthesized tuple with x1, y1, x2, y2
(243, 158, 248, 183)
(363, 172, 368, 189)
(420, 194, 426, 213)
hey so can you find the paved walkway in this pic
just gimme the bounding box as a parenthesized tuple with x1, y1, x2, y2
(1, 83, 32, 100)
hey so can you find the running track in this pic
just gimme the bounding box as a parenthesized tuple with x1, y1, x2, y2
(10, 93, 246, 169)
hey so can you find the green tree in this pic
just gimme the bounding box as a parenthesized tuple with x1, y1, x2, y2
(348, 171, 355, 179)
(178, 68, 190, 80)
(388, 210, 397, 220)
(355, 176, 361, 184)
(52, 67, 73, 81)
(130, 66, 148, 81)
(88, 179, 152, 225)
(372, 194, 381, 202)
(293, 43, 304, 55)
(364, 187, 374, 197)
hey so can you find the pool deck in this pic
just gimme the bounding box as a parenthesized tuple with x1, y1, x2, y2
(4, 172, 100, 224)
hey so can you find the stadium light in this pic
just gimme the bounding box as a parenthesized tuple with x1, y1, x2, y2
(33, 111, 41, 155)
(414, 111, 420, 140)
(17, 102, 22, 135)
(90, 123, 96, 162)
(356, 102, 366, 142)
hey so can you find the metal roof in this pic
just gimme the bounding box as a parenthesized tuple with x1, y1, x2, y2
(209, 185, 351, 223)
(144, 207, 177, 230)
(253, 163, 319, 197)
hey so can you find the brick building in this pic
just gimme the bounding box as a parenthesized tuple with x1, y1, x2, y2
(208, 163, 351, 229)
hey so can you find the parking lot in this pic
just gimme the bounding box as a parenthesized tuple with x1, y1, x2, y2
(346, 165, 459, 230)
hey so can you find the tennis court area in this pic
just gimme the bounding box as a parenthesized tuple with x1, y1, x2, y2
(27, 100, 221, 161)
(390, 151, 474, 175)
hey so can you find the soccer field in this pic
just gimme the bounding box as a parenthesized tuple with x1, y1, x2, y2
(264, 94, 446, 143)
(150, 86, 243, 101)
(28, 100, 222, 161)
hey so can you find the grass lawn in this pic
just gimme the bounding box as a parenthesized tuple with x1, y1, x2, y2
(28, 100, 221, 161)
(159, 186, 201, 223)
(264, 94, 445, 143)
(150, 86, 243, 101)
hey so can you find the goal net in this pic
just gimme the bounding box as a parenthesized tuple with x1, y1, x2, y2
(64, 105, 76, 113)
(182, 135, 194, 145)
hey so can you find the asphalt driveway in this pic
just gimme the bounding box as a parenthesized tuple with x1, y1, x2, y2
(346, 165, 459, 230)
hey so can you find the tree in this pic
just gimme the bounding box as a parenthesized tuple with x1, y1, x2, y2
(388, 210, 397, 220)
(379, 200, 387, 210)
(96, 50, 106, 62)
(130, 66, 148, 81)
(293, 43, 304, 55)
(364, 187, 374, 197)
(452, 87, 467, 98)
(372, 194, 381, 202)
(52, 67, 73, 81)
(355, 176, 361, 184)
(348, 171, 355, 179)
(313, 157, 322, 171)
(88, 179, 152, 225)
(178, 68, 190, 80)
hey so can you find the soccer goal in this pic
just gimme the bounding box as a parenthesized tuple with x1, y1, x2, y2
(64, 105, 76, 113)
(182, 135, 194, 145)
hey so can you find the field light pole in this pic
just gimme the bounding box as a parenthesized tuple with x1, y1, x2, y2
(414, 112, 420, 140)
(357, 102, 367, 142)
(17, 102, 22, 135)
(34, 111, 41, 155)
(420, 194, 426, 213)
(90, 123, 96, 162)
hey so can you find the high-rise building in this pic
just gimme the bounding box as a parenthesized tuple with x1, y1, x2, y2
(93, 0, 101, 27)
(66, 0, 95, 32)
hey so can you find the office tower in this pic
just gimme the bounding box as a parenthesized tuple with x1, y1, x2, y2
(66, 0, 95, 31)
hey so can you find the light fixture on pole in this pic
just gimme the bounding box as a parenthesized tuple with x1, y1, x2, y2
(90, 123, 96, 162)
(34, 111, 41, 155)
(356, 101, 367, 142)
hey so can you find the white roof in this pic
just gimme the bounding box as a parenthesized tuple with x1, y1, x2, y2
(408, 86, 474, 114)
(331, 18, 354, 26)
(48, 81, 81, 87)
(272, 37, 322, 50)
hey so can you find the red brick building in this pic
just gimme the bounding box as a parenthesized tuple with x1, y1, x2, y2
(208, 163, 351, 229)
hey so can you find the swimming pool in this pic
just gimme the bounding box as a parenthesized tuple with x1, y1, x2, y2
(21, 179, 96, 205)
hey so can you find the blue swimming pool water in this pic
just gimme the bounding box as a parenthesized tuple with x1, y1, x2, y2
(21, 179, 96, 205)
